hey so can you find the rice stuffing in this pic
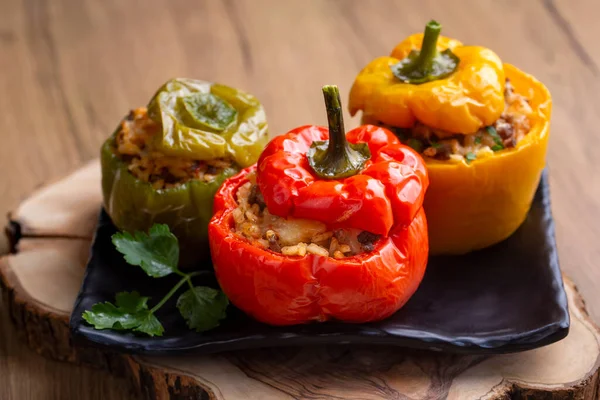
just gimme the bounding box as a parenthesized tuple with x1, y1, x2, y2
(114, 107, 234, 189)
(386, 79, 533, 162)
(232, 174, 381, 258)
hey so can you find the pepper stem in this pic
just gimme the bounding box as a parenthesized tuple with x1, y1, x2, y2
(322, 85, 347, 159)
(390, 20, 460, 84)
(415, 20, 442, 73)
(307, 85, 371, 180)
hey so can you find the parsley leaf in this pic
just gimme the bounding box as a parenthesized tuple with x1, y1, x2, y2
(485, 126, 504, 148)
(134, 312, 164, 336)
(82, 291, 164, 336)
(116, 291, 149, 313)
(82, 301, 141, 330)
(485, 126, 499, 140)
(391, 127, 409, 141)
(430, 140, 443, 149)
(84, 224, 229, 337)
(491, 144, 504, 152)
(177, 287, 229, 332)
(407, 138, 424, 153)
(474, 136, 482, 145)
(112, 224, 179, 277)
(465, 152, 477, 164)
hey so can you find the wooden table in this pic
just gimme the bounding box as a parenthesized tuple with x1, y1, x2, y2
(1, 0, 599, 398)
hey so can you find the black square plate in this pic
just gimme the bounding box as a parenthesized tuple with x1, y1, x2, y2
(70, 171, 569, 355)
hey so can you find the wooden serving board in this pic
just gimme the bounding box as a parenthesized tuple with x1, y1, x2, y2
(2, 161, 600, 400)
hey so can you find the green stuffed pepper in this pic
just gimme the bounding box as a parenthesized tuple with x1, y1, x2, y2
(101, 78, 269, 267)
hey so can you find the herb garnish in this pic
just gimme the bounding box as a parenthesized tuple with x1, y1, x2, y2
(430, 141, 443, 149)
(392, 127, 410, 141)
(485, 126, 504, 151)
(407, 138, 424, 153)
(465, 152, 477, 164)
(82, 224, 229, 336)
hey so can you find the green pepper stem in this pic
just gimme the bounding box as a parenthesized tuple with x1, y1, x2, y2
(306, 85, 371, 180)
(322, 85, 347, 158)
(390, 20, 459, 85)
(416, 20, 442, 71)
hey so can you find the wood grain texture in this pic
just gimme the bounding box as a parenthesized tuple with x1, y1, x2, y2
(2, 162, 600, 399)
(1, 0, 599, 398)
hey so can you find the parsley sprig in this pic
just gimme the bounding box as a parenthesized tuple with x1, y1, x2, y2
(82, 224, 228, 336)
(465, 152, 477, 164)
(485, 126, 505, 152)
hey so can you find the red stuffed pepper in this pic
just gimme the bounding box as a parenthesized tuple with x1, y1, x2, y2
(209, 85, 429, 325)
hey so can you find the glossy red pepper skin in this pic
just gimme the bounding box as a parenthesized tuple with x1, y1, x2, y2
(209, 166, 429, 325)
(209, 124, 429, 325)
(257, 125, 428, 235)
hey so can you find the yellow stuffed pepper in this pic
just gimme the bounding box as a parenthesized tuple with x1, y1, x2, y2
(349, 21, 551, 254)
